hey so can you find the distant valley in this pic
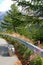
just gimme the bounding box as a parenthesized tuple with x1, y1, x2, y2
(0, 12, 6, 21)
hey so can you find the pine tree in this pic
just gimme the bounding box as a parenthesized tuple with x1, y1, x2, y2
(13, 0, 43, 17)
(1, 4, 28, 32)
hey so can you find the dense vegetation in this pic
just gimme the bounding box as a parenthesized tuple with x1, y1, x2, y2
(15, 0, 43, 17)
(0, 34, 42, 65)
(0, 3, 43, 43)
(0, 0, 43, 64)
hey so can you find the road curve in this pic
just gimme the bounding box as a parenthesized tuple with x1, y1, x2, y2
(0, 33, 43, 57)
(0, 38, 22, 65)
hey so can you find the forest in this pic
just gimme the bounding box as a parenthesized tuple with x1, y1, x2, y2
(0, 0, 43, 65)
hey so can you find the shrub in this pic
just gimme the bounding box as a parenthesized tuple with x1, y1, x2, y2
(30, 56, 42, 65)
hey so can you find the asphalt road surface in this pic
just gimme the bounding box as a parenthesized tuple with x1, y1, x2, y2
(0, 55, 19, 65)
(0, 33, 43, 57)
(6, 34, 43, 57)
(0, 38, 20, 65)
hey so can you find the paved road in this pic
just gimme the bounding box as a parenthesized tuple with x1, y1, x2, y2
(0, 38, 21, 65)
(0, 55, 19, 65)
(0, 33, 43, 57)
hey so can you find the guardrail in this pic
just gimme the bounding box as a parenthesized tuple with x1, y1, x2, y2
(0, 33, 43, 57)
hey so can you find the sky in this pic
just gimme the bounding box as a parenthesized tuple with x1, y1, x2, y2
(0, 0, 13, 12)
(0, 0, 29, 12)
